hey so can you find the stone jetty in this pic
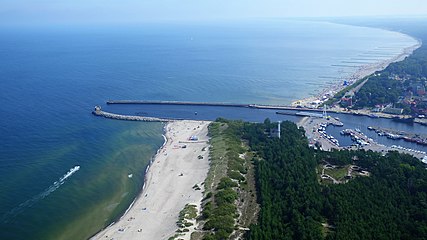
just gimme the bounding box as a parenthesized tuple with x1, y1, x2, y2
(92, 106, 172, 122)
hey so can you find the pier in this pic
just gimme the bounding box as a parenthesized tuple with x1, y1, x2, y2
(106, 100, 249, 108)
(104, 100, 425, 123)
(105, 100, 330, 112)
(367, 126, 427, 146)
(299, 116, 426, 160)
(92, 106, 172, 122)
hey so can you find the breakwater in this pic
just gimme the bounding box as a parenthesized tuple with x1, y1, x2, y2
(106, 100, 327, 112)
(107, 100, 249, 108)
(92, 106, 172, 122)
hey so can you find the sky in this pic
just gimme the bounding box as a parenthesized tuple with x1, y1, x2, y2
(1, 0, 427, 26)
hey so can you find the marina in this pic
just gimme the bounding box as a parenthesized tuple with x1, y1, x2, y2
(97, 101, 427, 160)
(367, 126, 427, 146)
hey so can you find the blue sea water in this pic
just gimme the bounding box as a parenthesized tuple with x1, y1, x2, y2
(0, 20, 420, 239)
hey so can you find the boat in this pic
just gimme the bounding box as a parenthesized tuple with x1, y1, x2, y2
(369, 114, 380, 118)
(340, 129, 351, 135)
(332, 121, 344, 127)
(392, 116, 415, 124)
(386, 133, 402, 140)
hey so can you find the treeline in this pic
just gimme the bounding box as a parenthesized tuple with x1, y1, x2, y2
(214, 119, 427, 240)
(244, 120, 324, 239)
(354, 72, 401, 108)
(387, 45, 427, 78)
(321, 151, 427, 240)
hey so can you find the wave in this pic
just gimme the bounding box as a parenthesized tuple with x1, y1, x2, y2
(2, 166, 80, 223)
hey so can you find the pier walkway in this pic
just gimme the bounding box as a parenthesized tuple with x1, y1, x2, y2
(106, 100, 328, 112)
(106, 100, 249, 108)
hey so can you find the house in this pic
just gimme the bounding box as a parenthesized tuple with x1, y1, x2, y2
(416, 85, 426, 96)
(340, 97, 353, 107)
(372, 104, 386, 112)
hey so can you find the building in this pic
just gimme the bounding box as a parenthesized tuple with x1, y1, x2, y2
(416, 85, 426, 96)
(382, 107, 404, 115)
(340, 97, 353, 107)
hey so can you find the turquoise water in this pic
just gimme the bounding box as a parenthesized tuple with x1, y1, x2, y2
(0, 20, 418, 239)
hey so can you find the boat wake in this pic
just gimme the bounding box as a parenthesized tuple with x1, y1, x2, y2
(2, 166, 80, 223)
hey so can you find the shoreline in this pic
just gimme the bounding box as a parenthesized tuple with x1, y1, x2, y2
(91, 120, 211, 240)
(110, 127, 170, 229)
(88, 124, 169, 239)
(292, 32, 422, 108)
(89, 26, 423, 240)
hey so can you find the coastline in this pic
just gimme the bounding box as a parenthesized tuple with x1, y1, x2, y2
(90, 26, 423, 240)
(292, 32, 422, 108)
(91, 120, 211, 240)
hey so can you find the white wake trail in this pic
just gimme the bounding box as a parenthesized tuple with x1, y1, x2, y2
(2, 166, 80, 222)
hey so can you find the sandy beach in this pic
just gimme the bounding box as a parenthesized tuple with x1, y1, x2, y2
(292, 37, 422, 107)
(91, 120, 211, 240)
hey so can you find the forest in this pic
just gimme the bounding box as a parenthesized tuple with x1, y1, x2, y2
(213, 119, 427, 240)
(353, 72, 402, 108)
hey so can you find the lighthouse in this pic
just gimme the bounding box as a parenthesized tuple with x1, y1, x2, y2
(278, 121, 281, 139)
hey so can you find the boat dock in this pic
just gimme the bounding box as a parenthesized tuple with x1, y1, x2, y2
(367, 126, 427, 146)
(92, 106, 172, 122)
(299, 116, 426, 160)
(297, 116, 344, 151)
(340, 128, 426, 159)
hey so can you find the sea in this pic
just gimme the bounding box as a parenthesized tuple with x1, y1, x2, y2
(0, 20, 421, 240)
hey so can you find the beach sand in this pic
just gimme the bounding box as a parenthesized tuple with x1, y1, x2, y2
(292, 39, 422, 107)
(91, 120, 211, 240)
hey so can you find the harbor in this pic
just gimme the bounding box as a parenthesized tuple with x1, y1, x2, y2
(95, 102, 427, 161)
(105, 100, 427, 126)
(367, 126, 427, 146)
(339, 128, 426, 160)
(299, 116, 426, 160)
